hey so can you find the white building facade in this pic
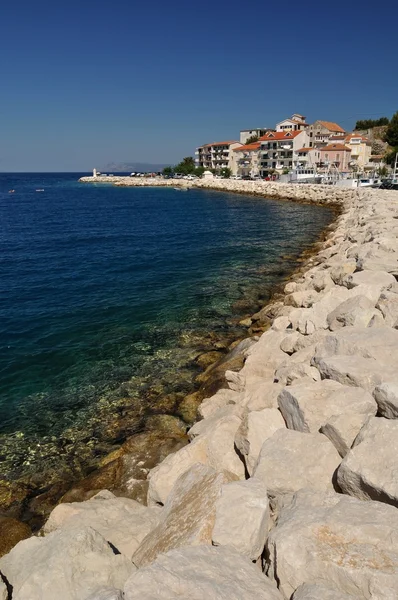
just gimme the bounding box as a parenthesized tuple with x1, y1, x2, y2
(259, 130, 309, 175)
(195, 141, 241, 172)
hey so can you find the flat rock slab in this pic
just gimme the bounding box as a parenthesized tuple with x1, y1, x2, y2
(252, 429, 340, 498)
(267, 488, 398, 599)
(292, 583, 358, 600)
(314, 355, 390, 392)
(125, 545, 283, 600)
(337, 417, 398, 507)
(0, 580, 6, 600)
(133, 463, 236, 567)
(278, 379, 377, 456)
(326, 295, 376, 330)
(0, 526, 135, 600)
(212, 478, 269, 560)
(43, 495, 161, 559)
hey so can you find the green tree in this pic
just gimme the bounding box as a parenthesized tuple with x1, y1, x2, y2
(355, 117, 389, 130)
(220, 167, 232, 178)
(245, 135, 259, 145)
(163, 166, 174, 176)
(195, 166, 205, 177)
(175, 156, 196, 175)
(385, 111, 398, 147)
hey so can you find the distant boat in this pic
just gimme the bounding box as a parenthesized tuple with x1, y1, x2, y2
(9, 190, 15, 193)
(36, 189, 44, 192)
(174, 187, 188, 192)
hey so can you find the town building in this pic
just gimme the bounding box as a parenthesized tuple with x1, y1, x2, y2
(231, 142, 261, 177)
(259, 130, 309, 176)
(195, 141, 241, 172)
(319, 143, 352, 172)
(275, 114, 308, 132)
(239, 128, 274, 144)
(307, 120, 346, 148)
(294, 147, 321, 170)
(342, 133, 372, 170)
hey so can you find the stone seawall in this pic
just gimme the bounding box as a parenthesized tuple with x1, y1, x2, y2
(2, 185, 398, 599)
(79, 174, 360, 206)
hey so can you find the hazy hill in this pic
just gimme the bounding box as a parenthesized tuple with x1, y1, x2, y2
(101, 162, 172, 173)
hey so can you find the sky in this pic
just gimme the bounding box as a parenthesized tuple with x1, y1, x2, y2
(1, 0, 397, 171)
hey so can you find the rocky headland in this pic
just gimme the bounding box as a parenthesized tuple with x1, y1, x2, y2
(2, 182, 398, 599)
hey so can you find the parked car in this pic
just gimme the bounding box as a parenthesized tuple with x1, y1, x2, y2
(231, 175, 242, 180)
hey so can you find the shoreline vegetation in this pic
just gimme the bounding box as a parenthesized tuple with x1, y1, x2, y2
(0, 180, 359, 557)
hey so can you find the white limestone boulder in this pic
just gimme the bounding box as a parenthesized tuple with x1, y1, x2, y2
(241, 381, 283, 411)
(147, 436, 208, 506)
(198, 388, 242, 419)
(0, 580, 6, 600)
(373, 382, 398, 418)
(277, 380, 376, 438)
(125, 545, 283, 600)
(337, 417, 398, 506)
(314, 355, 390, 392)
(284, 290, 319, 308)
(292, 583, 358, 600)
(326, 295, 377, 330)
(267, 488, 398, 599)
(212, 478, 269, 560)
(0, 526, 135, 600)
(376, 291, 398, 327)
(252, 429, 340, 498)
(274, 362, 321, 385)
(43, 495, 161, 559)
(235, 407, 286, 474)
(240, 330, 292, 379)
(133, 463, 236, 567)
(321, 412, 372, 458)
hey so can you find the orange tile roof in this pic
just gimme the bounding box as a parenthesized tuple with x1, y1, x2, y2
(233, 142, 260, 152)
(297, 147, 313, 152)
(317, 121, 345, 133)
(345, 133, 370, 143)
(320, 143, 351, 152)
(259, 131, 303, 141)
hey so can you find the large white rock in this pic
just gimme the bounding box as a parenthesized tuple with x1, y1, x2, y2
(344, 269, 395, 292)
(242, 381, 283, 411)
(235, 407, 286, 474)
(278, 380, 376, 437)
(267, 488, 398, 599)
(240, 330, 292, 379)
(133, 463, 236, 567)
(274, 361, 321, 385)
(376, 291, 398, 327)
(147, 436, 208, 505)
(373, 382, 398, 418)
(314, 355, 388, 392)
(337, 417, 398, 506)
(125, 545, 283, 600)
(43, 495, 161, 559)
(321, 412, 372, 458)
(198, 389, 242, 419)
(0, 580, 6, 600)
(292, 582, 357, 600)
(252, 429, 340, 498)
(188, 406, 245, 479)
(326, 295, 376, 330)
(212, 478, 269, 560)
(0, 526, 135, 600)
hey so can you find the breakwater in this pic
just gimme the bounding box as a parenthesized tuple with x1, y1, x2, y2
(2, 183, 398, 600)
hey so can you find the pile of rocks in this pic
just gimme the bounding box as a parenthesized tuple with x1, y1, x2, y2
(2, 187, 398, 599)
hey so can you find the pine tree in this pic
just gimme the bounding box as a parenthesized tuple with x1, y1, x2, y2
(385, 112, 398, 147)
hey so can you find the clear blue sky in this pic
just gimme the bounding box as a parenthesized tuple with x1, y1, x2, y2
(1, 0, 397, 171)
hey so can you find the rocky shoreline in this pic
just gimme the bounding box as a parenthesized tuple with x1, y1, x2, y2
(2, 184, 398, 599)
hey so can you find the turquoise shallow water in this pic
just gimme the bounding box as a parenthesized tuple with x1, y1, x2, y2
(0, 173, 333, 480)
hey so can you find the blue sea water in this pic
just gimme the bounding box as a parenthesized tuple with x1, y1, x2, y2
(0, 173, 333, 479)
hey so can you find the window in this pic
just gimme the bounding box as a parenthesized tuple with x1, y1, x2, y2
(325, 154, 328, 160)
(309, 142, 313, 147)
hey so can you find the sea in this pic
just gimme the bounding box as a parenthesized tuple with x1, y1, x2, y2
(0, 173, 334, 485)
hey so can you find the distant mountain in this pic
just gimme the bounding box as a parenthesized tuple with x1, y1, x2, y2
(101, 162, 172, 173)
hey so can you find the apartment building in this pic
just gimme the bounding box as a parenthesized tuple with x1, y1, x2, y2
(195, 141, 241, 171)
(231, 142, 261, 177)
(259, 130, 309, 175)
(239, 128, 274, 144)
(319, 143, 352, 172)
(275, 114, 308, 132)
(342, 133, 372, 169)
(306, 120, 346, 148)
